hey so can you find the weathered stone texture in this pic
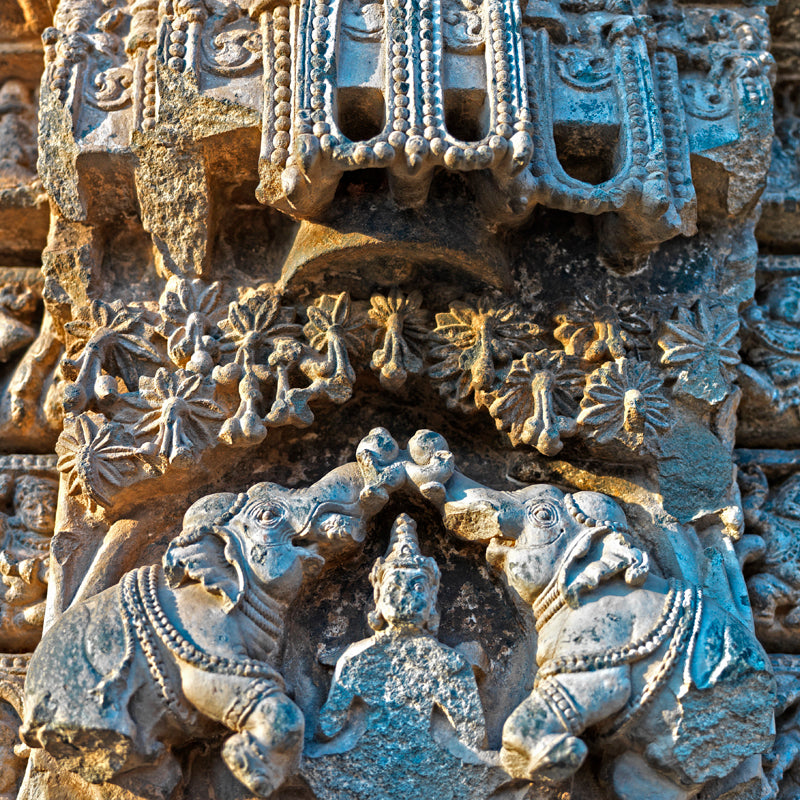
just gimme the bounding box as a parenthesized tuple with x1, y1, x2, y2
(0, 0, 798, 796)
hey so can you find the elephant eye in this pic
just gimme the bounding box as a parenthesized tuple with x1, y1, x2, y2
(256, 503, 285, 526)
(528, 501, 559, 527)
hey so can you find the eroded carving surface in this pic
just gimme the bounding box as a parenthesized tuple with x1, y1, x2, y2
(0, 0, 795, 795)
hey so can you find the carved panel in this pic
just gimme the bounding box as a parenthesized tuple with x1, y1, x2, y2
(0, 0, 793, 797)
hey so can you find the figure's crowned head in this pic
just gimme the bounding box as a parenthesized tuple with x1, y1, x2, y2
(14, 475, 58, 535)
(368, 514, 441, 635)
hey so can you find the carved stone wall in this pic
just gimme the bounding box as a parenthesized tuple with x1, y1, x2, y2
(0, 0, 796, 796)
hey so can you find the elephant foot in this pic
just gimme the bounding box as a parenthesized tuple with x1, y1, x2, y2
(501, 733, 587, 783)
(222, 731, 287, 798)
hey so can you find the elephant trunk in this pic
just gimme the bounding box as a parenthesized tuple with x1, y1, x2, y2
(441, 472, 526, 543)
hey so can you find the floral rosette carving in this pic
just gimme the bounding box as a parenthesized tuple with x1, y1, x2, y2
(367, 289, 428, 392)
(578, 357, 670, 453)
(428, 298, 543, 413)
(658, 300, 740, 406)
(55, 412, 142, 511)
(489, 350, 584, 456)
(554, 293, 652, 363)
(49, 279, 697, 512)
(303, 292, 367, 391)
(214, 291, 303, 446)
(61, 299, 162, 415)
(134, 368, 225, 466)
(158, 277, 223, 375)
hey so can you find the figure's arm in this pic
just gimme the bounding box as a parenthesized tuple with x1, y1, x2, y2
(435, 662, 488, 749)
(317, 663, 357, 740)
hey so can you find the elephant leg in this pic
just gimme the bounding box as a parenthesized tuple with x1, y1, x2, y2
(220, 691, 303, 798)
(763, 729, 800, 799)
(501, 667, 631, 782)
(180, 665, 303, 798)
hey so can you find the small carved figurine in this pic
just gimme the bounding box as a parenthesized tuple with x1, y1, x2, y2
(0, 654, 28, 800)
(303, 514, 512, 800)
(738, 465, 800, 651)
(424, 465, 775, 800)
(0, 81, 37, 190)
(741, 277, 800, 415)
(0, 475, 56, 652)
(0, 284, 37, 366)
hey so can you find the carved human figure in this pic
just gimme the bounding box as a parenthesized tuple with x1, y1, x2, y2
(317, 514, 485, 748)
(742, 277, 800, 414)
(0, 655, 28, 800)
(21, 460, 387, 798)
(0, 476, 57, 652)
(738, 466, 800, 649)
(0, 81, 37, 189)
(303, 514, 501, 800)
(0, 697, 24, 799)
(0, 283, 37, 366)
(410, 457, 775, 800)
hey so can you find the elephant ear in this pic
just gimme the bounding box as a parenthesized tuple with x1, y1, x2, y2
(560, 529, 649, 608)
(163, 492, 248, 612)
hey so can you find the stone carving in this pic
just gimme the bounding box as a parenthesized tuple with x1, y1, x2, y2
(428, 467, 776, 798)
(764, 654, 800, 800)
(0, 654, 30, 800)
(760, 81, 800, 247)
(741, 276, 800, 419)
(0, 274, 63, 449)
(428, 297, 542, 413)
(489, 350, 583, 455)
(55, 412, 141, 511)
(32, 0, 773, 278)
(256, 0, 533, 217)
(12, 421, 775, 799)
(0, 457, 58, 800)
(658, 299, 740, 406)
(21, 429, 454, 795)
(659, 7, 774, 217)
(62, 299, 162, 416)
(578, 357, 669, 455)
(554, 293, 653, 364)
(0, 80, 37, 189)
(0, 474, 56, 651)
(367, 289, 428, 392)
(0, 0, 791, 791)
(0, 284, 37, 365)
(738, 465, 800, 652)
(303, 513, 513, 800)
(50, 281, 761, 517)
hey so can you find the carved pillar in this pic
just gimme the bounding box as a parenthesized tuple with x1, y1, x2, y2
(0, 0, 796, 798)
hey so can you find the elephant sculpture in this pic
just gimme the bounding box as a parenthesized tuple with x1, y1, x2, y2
(21, 429, 446, 798)
(423, 467, 776, 800)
